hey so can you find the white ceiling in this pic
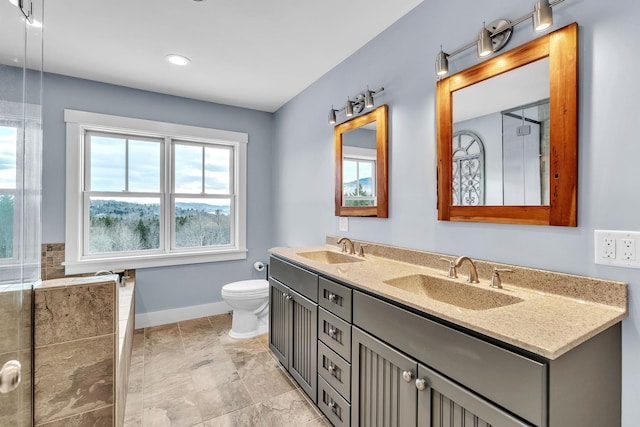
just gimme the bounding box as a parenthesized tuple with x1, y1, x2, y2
(1, 0, 423, 112)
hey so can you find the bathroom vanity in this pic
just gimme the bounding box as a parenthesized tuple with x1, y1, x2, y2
(268, 240, 626, 427)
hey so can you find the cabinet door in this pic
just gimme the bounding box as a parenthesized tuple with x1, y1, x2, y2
(352, 327, 418, 426)
(417, 364, 532, 427)
(269, 278, 289, 366)
(289, 290, 318, 402)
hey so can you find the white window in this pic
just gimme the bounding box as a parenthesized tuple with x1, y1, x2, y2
(65, 110, 247, 274)
(0, 121, 19, 262)
(342, 146, 377, 207)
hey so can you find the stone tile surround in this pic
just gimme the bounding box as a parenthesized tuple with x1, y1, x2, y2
(34, 277, 117, 426)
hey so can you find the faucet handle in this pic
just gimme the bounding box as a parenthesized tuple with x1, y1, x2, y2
(490, 267, 513, 289)
(358, 244, 367, 257)
(439, 258, 458, 279)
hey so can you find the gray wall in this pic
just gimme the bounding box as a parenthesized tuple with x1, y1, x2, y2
(42, 73, 274, 314)
(272, 0, 640, 424)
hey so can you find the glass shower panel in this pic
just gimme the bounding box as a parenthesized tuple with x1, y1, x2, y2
(0, 0, 43, 425)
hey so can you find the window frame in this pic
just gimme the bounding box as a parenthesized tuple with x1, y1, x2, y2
(342, 146, 377, 206)
(0, 118, 23, 266)
(65, 109, 248, 275)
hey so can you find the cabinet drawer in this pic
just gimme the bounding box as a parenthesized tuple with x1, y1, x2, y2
(270, 256, 318, 302)
(318, 307, 352, 361)
(318, 341, 351, 401)
(318, 375, 351, 427)
(319, 277, 352, 322)
(353, 291, 547, 427)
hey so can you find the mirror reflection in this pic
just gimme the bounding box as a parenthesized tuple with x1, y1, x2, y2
(334, 104, 388, 217)
(452, 58, 550, 206)
(342, 123, 377, 207)
(436, 23, 578, 226)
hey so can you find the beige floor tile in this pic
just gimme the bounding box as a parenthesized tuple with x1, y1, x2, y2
(243, 366, 297, 403)
(125, 317, 330, 427)
(203, 404, 266, 427)
(258, 389, 319, 426)
(232, 350, 280, 379)
(209, 313, 232, 336)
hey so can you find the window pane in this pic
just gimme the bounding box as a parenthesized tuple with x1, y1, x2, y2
(88, 197, 160, 253)
(205, 146, 230, 194)
(358, 162, 374, 196)
(0, 194, 14, 258)
(175, 197, 231, 248)
(343, 159, 357, 196)
(0, 126, 17, 189)
(129, 139, 161, 192)
(174, 144, 202, 193)
(90, 135, 125, 191)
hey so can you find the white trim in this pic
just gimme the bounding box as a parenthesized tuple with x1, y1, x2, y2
(63, 249, 247, 275)
(135, 300, 232, 329)
(64, 109, 248, 144)
(64, 109, 248, 274)
(343, 146, 376, 160)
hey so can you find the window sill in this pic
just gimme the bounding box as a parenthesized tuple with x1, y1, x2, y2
(63, 248, 247, 275)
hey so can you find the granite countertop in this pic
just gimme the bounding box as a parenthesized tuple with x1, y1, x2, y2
(270, 244, 628, 360)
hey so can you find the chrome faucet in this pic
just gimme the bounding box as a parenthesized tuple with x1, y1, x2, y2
(337, 237, 355, 255)
(454, 256, 480, 283)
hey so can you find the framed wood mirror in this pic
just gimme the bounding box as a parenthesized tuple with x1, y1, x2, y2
(437, 22, 578, 226)
(335, 104, 388, 217)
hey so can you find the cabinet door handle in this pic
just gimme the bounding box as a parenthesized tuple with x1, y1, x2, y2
(402, 370, 414, 383)
(284, 293, 293, 300)
(415, 378, 428, 391)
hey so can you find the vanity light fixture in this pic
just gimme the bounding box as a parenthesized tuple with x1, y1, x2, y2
(435, 0, 565, 77)
(477, 22, 494, 57)
(327, 86, 384, 125)
(166, 54, 191, 66)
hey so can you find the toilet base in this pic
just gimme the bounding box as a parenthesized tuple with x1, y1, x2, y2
(228, 309, 268, 340)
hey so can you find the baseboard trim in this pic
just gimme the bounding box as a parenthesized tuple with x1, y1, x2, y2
(135, 301, 232, 329)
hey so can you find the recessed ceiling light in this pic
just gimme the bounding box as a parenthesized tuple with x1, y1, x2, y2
(166, 54, 190, 66)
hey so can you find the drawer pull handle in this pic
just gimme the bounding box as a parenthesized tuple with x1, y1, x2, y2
(328, 326, 337, 338)
(402, 370, 414, 383)
(327, 363, 335, 374)
(328, 292, 337, 302)
(415, 378, 428, 391)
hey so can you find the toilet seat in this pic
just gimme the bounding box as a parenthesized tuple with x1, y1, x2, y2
(221, 279, 269, 299)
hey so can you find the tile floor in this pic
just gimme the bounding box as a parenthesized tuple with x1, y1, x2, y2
(124, 313, 330, 426)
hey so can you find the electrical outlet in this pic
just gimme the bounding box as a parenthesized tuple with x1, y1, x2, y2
(621, 238, 636, 260)
(338, 217, 349, 232)
(603, 237, 616, 258)
(595, 230, 640, 269)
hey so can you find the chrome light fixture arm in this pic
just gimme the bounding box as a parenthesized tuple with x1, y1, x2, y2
(435, 0, 566, 77)
(328, 86, 385, 124)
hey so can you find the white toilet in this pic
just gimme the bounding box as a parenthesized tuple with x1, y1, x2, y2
(221, 279, 269, 339)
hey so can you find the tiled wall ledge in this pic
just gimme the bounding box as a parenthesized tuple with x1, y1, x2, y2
(326, 236, 627, 310)
(34, 275, 135, 427)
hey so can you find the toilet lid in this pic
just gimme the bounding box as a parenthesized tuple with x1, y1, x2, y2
(223, 279, 269, 295)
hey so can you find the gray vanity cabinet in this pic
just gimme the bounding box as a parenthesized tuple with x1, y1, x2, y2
(351, 326, 530, 427)
(351, 326, 418, 426)
(416, 365, 531, 427)
(269, 258, 319, 402)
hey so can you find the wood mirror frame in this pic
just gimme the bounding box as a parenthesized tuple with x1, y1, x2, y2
(437, 22, 578, 226)
(335, 104, 388, 217)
